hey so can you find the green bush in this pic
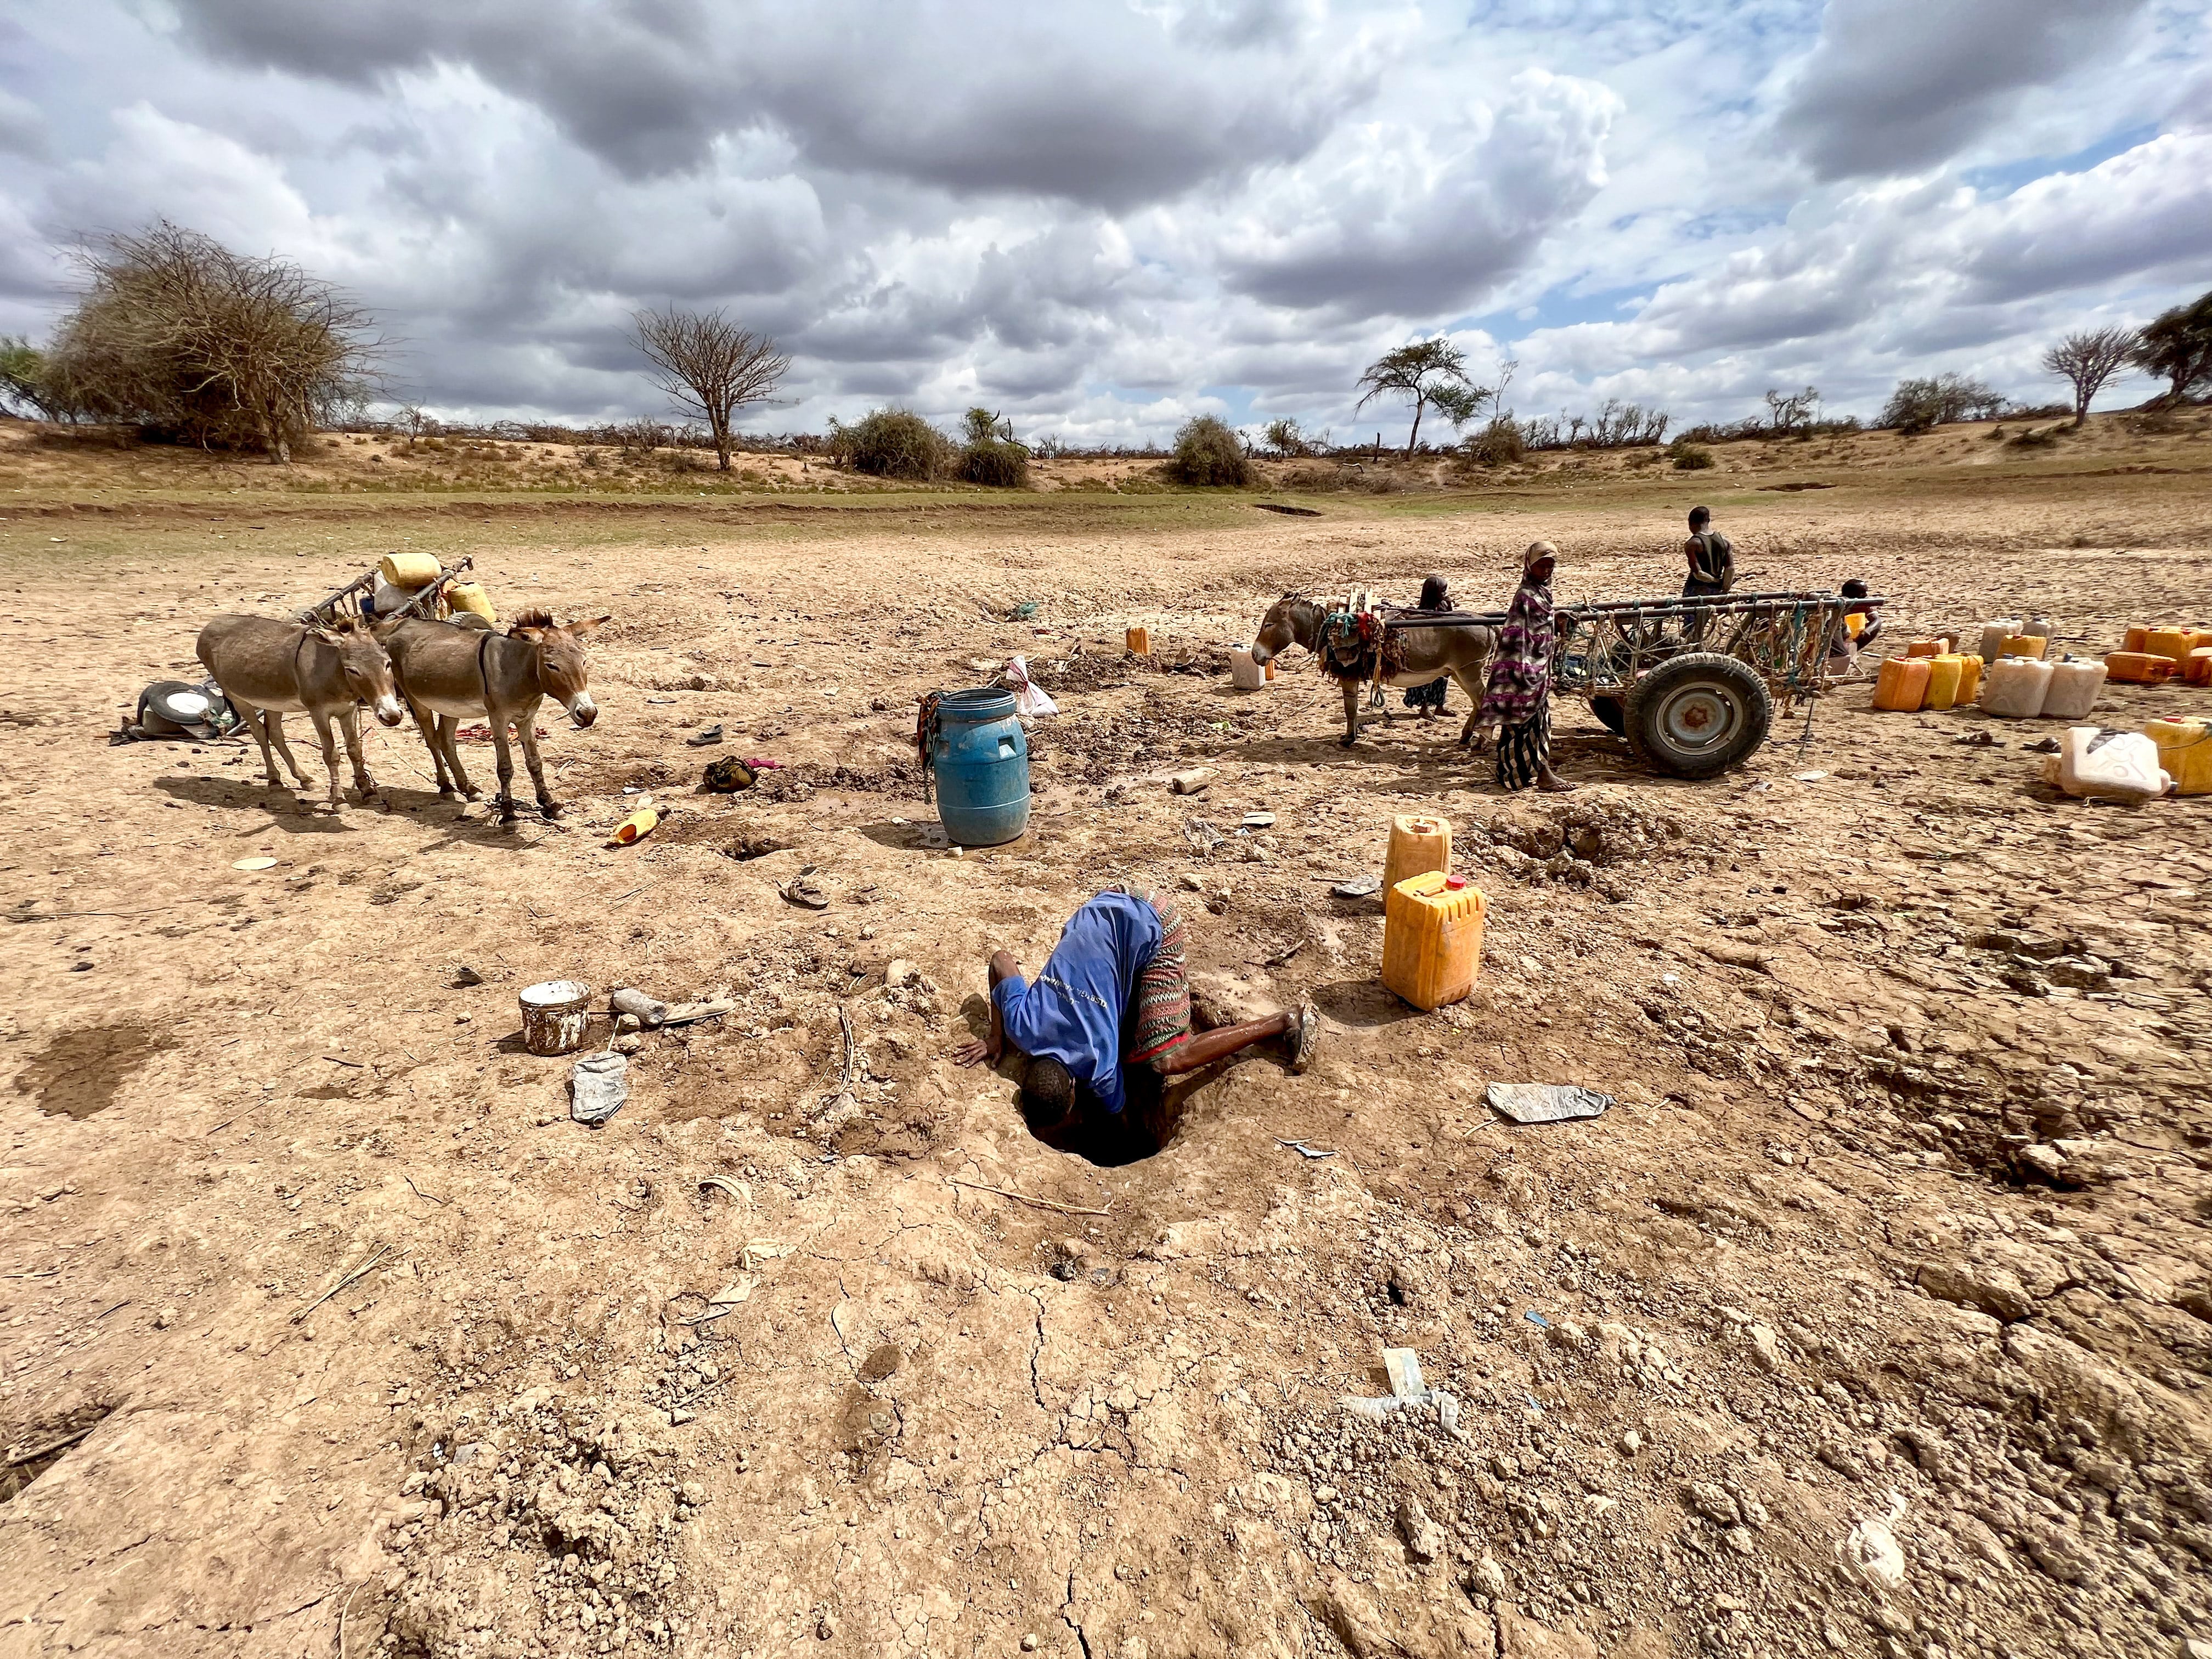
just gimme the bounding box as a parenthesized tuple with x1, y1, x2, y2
(830, 407, 951, 480)
(1671, 443, 1716, 471)
(1168, 415, 1250, 486)
(961, 438, 1030, 487)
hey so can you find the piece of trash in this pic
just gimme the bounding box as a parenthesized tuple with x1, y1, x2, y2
(702, 757, 756, 792)
(685, 724, 724, 747)
(1242, 811, 1276, 829)
(570, 1052, 628, 1125)
(2021, 736, 2061, 753)
(1523, 1393, 1543, 1414)
(702, 1278, 754, 1313)
(699, 1175, 748, 1205)
(1792, 770, 1829, 782)
(1343, 1347, 1458, 1424)
(1332, 876, 1383, 898)
(745, 757, 785, 770)
(1841, 1497, 1909, 1591)
(1276, 1137, 1338, 1159)
(232, 856, 278, 871)
(1486, 1082, 1613, 1125)
(1169, 768, 1215, 795)
(520, 979, 594, 1056)
(1002, 656, 1059, 719)
(606, 806, 658, 848)
(1183, 817, 1224, 855)
(611, 987, 669, 1029)
(662, 998, 737, 1026)
(781, 866, 830, 910)
(1006, 600, 1040, 621)
(1523, 1310, 1550, 1329)
(1384, 1349, 1426, 1399)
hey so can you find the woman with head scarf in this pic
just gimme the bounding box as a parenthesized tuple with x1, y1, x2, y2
(1477, 541, 1576, 793)
(1402, 573, 1454, 717)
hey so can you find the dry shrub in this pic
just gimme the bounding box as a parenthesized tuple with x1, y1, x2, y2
(43, 221, 376, 461)
(1168, 415, 1250, 486)
(1282, 461, 1348, 491)
(1462, 416, 1525, 468)
(831, 408, 952, 480)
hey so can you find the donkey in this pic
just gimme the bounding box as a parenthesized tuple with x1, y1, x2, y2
(195, 614, 407, 809)
(1251, 594, 1497, 747)
(378, 608, 607, 822)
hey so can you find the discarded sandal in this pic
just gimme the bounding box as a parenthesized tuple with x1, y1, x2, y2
(780, 866, 830, 910)
(686, 724, 725, 747)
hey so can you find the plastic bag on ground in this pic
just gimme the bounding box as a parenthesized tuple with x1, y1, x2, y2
(571, 1053, 629, 1125)
(1001, 657, 1058, 719)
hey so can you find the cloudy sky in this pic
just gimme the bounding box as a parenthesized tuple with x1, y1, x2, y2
(2, 1, 2206, 445)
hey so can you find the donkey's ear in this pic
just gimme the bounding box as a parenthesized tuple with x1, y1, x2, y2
(563, 613, 611, 635)
(307, 624, 340, 644)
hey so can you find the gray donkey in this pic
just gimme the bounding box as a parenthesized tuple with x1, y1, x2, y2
(378, 608, 607, 822)
(1251, 595, 1497, 747)
(195, 614, 407, 808)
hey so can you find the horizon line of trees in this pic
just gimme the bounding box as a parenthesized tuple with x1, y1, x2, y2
(0, 219, 2205, 475)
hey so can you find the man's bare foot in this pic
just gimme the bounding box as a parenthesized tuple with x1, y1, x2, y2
(1537, 770, 1578, 793)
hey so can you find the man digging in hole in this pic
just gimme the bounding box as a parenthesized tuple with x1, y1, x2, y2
(954, 884, 1318, 1149)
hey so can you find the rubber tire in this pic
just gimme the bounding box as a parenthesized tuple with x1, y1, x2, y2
(1590, 695, 1626, 737)
(1622, 652, 1772, 778)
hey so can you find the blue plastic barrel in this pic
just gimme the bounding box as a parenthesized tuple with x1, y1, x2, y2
(931, 687, 1030, 845)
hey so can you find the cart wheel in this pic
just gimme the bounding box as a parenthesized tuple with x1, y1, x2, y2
(1622, 652, 1771, 778)
(1590, 695, 1626, 737)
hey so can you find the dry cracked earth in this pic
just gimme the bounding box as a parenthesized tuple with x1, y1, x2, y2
(2, 421, 2210, 1659)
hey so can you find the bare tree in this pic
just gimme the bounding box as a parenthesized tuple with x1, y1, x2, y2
(630, 307, 788, 472)
(1356, 339, 1490, 459)
(44, 222, 377, 461)
(1762, 385, 1819, 435)
(2041, 328, 2134, 427)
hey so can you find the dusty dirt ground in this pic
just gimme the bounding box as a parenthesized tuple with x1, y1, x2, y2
(2, 411, 2210, 1659)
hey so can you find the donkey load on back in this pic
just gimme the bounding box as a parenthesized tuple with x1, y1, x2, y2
(194, 602, 609, 823)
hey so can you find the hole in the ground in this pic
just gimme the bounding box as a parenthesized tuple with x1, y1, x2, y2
(2, 1409, 111, 1503)
(1021, 1066, 1183, 1167)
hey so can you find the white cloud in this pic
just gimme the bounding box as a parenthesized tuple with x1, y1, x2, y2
(0, 0, 2203, 440)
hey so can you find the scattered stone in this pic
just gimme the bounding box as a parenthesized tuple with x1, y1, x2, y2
(1686, 1482, 1740, 1526)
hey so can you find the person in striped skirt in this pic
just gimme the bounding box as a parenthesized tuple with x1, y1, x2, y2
(954, 884, 1318, 1139)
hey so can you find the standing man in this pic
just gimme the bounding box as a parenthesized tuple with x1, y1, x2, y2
(1681, 506, 1735, 597)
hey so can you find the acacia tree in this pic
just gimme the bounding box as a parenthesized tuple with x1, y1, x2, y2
(2040, 328, 2134, 427)
(630, 306, 789, 471)
(2130, 291, 2212, 408)
(1355, 339, 1489, 459)
(44, 222, 377, 461)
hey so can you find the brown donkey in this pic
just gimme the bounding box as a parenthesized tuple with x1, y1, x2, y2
(196, 614, 407, 809)
(379, 608, 607, 821)
(1251, 595, 1497, 747)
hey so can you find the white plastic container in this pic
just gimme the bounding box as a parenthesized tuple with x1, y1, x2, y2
(2022, 617, 2053, 642)
(1979, 618, 2023, 663)
(1228, 644, 1268, 691)
(2056, 727, 2170, 803)
(1981, 656, 2053, 718)
(2041, 659, 2107, 720)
